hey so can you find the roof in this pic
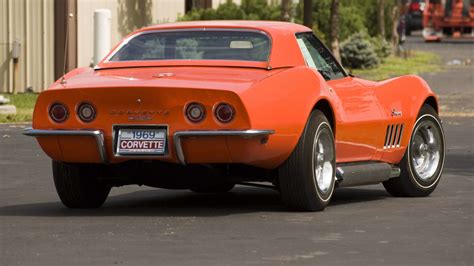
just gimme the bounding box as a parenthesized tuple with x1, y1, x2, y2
(97, 21, 311, 70)
(141, 20, 311, 34)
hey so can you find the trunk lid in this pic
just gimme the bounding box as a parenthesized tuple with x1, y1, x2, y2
(51, 66, 285, 94)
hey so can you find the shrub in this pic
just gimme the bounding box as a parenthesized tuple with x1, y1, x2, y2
(361, 0, 397, 39)
(341, 32, 379, 69)
(215, 1, 245, 19)
(294, 1, 367, 46)
(339, 6, 366, 43)
(241, 0, 280, 20)
(178, 0, 279, 21)
(370, 36, 392, 62)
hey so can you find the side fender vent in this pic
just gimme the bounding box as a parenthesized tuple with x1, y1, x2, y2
(383, 123, 404, 149)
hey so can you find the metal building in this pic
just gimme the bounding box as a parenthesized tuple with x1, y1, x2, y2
(0, 0, 55, 93)
(0, 0, 277, 93)
(0, 0, 185, 93)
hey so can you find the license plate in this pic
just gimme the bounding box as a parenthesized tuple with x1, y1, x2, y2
(116, 128, 166, 155)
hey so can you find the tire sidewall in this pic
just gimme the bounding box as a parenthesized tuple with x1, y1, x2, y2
(307, 120, 336, 203)
(406, 109, 446, 190)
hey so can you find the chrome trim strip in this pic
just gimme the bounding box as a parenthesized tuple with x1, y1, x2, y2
(391, 124, 399, 148)
(22, 127, 108, 163)
(173, 129, 274, 165)
(383, 125, 390, 149)
(396, 124, 404, 148)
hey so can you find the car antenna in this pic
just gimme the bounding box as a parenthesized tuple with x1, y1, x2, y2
(60, 13, 72, 85)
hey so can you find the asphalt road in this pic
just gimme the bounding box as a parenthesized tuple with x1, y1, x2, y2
(1, 34, 473, 266)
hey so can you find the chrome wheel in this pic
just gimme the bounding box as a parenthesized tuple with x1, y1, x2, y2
(410, 116, 443, 182)
(312, 124, 334, 194)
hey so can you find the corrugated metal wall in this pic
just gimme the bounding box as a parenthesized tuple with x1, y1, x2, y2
(0, 0, 55, 93)
(1, 0, 268, 93)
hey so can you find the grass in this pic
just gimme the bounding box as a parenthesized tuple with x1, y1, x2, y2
(352, 51, 442, 81)
(0, 93, 38, 123)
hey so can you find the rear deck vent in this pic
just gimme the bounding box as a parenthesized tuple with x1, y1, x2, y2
(383, 123, 404, 149)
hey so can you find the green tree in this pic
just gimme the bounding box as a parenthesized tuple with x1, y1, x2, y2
(329, 0, 341, 62)
(281, 0, 291, 21)
(303, 0, 313, 28)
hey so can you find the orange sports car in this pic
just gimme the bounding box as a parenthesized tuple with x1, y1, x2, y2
(24, 21, 446, 211)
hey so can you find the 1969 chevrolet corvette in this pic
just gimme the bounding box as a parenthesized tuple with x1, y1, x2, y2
(24, 21, 445, 211)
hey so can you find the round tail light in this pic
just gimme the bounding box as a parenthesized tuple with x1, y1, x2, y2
(185, 102, 206, 123)
(215, 103, 235, 123)
(77, 103, 96, 122)
(49, 103, 68, 123)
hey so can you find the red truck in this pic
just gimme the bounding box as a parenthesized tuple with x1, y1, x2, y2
(423, 0, 474, 41)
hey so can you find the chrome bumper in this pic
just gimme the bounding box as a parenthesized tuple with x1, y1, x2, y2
(173, 130, 274, 165)
(23, 128, 274, 165)
(23, 128, 108, 163)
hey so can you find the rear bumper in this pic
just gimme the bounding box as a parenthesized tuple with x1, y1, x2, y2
(173, 130, 274, 165)
(23, 127, 274, 165)
(23, 128, 108, 163)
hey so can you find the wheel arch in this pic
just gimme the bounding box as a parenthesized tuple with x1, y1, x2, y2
(313, 99, 335, 135)
(422, 96, 439, 113)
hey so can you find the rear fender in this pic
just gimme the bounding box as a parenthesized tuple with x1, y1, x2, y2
(237, 66, 334, 167)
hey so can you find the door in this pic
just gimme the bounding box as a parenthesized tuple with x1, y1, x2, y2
(296, 33, 385, 163)
(328, 77, 385, 163)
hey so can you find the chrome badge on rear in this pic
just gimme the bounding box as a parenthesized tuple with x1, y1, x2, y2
(109, 109, 170, 121)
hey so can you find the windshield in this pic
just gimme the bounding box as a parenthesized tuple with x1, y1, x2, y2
(109, 30, 271, 62)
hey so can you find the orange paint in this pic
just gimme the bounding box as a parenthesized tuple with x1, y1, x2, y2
(30, 21, 439, 169)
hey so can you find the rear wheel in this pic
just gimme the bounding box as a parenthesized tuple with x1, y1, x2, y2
(278, 110, 336, 211)
(53, 161, 110, 208)
(383, 105, 445, 197)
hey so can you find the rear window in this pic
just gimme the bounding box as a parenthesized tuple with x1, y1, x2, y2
(109, 30, 271, 62)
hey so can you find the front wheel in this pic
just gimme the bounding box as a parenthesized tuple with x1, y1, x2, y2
(383, 105, 446, 197)
(53, 161, 110, 208)
(278, 110, 336, 211)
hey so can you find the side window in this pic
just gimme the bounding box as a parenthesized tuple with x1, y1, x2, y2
(296, 33, 346, 80)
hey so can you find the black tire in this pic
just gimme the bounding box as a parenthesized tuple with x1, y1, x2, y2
(383, 105, 445, 197)
(190, 183, 235, 193)
(278, 110, 336, 211)
(53, 161, 110, 208)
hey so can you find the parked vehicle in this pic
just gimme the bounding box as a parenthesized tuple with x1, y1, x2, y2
(24, 21, 446, 211)
(406, 0, 426, 35)
(423, 0, 474, 41)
